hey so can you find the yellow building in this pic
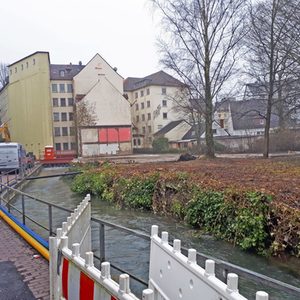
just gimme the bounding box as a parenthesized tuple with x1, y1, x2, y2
(7, 52, 53, 157)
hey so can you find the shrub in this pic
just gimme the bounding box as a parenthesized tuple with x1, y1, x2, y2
(152, 137, 169, 152)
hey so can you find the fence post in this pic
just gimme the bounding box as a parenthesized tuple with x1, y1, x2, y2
(49, 236, 59, 300)
(48, 204, 53, 236)
(21, 195, 25, 225)
(99, 223, 105, 263)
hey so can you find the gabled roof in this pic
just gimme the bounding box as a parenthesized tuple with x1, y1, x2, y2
(182, 126, 205, 140)
(154, 120, 185, 136)
(50, 64, 85, 80)
(124, 71, 184, 92)
(229, 99, 279, 130)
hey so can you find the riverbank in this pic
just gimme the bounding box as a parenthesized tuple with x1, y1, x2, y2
(69, 157, 300, 258)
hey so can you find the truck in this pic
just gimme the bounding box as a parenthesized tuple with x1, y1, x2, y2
(0, 143, 27, 172)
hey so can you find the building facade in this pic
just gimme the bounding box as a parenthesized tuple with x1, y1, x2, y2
(7, 52, 53, 157)
(0, 51, 132, 158)
(124, 71, 184, 148)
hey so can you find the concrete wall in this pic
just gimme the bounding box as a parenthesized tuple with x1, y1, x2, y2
(8, 52, 53, 157)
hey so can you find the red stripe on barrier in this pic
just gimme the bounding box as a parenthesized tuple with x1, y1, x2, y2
(111, 296, 118, 300)
(62, 258, 69, 300)
(80, 272, 94, 300)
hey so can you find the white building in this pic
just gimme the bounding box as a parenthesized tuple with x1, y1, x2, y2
(124, 71, 184, 148)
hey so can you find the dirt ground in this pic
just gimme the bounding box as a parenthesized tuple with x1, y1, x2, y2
(112, 155, 300, 209)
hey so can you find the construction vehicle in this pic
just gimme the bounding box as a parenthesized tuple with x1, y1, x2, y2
(0, 122, 11, 142)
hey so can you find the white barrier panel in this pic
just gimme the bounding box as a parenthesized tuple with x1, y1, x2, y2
(149, 225, 269, 300)
(49, 195, 153, 300)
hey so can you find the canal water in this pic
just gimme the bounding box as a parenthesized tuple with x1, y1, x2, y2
(10, 168, 300, 299)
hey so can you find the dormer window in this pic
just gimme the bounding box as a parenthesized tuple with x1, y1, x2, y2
(60, 70, 65, 77)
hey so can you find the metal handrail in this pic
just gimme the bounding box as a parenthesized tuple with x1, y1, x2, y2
(0, 181, 299, 297)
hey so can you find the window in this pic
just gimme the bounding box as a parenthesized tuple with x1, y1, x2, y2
(162, 100, 167, 107)
(142, 126, 146, 134)
(135, 103, 139, 110)
(59, 84, 65, 93)
(33, 58, 36, 65)
(26, 62, 29, 68)
(136, 115, 139, 122)
(62, 127, 68, 136)
(162, 87, 167, 95)
(147, 101, 150, 108)
(69, 127, 75, 136)
(10, 69, 12, 75)
(135, 92, 138, 99)
(67, 84, 73, 93)
(60, 70, 65, 77)
(163, 112, 168, 119)
(55, 143, 61, 151)
(63, 143, 69, 150)
(68, 98, 74, 106)
(133, 139, 137, 146)
(52, 84, 58, 93)
(52, 98, 58, 107)
(54, 127, 60, 136)
(15, 67, 17, 73)
(53, 112, 60, 122)
(142, 114, 145, 121)
(147, 88, 150, 95)
(137, 139, 141, 146)
(212, 129, 217, 134)
(147, 113, 151, 120)
(21, 64, 24, 71)
(70, 142, 76, 150)
(148, 126, 151, 133)
(60, 98, 66, 107)
(69, 112, 74, 121)
(141, 102, 144, 109)
(61, 113, 67, 121)
(140, 90, 144, 97)
(220, 119, 224, 128)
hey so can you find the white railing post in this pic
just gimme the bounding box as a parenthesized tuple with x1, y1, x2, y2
(49, 236, 58, 300)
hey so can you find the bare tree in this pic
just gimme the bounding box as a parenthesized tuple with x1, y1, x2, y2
(0, 63, 9, 89)
(246, 0, 300, 157)
(74, 99, 98, 155)
(151, 0, 247, 158)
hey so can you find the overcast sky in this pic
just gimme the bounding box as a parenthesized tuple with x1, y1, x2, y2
(1, 0, 161, 78)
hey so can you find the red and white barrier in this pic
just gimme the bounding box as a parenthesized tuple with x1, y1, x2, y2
(49, 195, 268, 300)
(49, 195, 153, 300)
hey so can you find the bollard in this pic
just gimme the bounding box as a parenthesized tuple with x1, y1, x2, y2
(227, 273, 239, 293)
(188, 249, 197, 264)
(256, 291, 269, 300)
(101, 262, 111, 279)
(173, 239, 181, 253)
(161, 231, 168, 244)
(142, 289, 154, 300)
(205, 259, 215, 277)
(119, 274, 130, 294)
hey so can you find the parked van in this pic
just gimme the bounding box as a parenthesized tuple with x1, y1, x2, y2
(0, 143, 27, 172)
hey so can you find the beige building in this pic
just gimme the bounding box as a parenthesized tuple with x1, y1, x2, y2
(6, 52, 53, 157)
(73, 54, 132, 156)
(0, 51, 132, 158)
(50, 63, 84, 153)
(124, 71, 184, 148)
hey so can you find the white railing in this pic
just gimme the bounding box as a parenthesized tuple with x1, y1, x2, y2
(149, 225, 269, 300)
(49, 195, 269, 300)
(49, 195, 153, 300)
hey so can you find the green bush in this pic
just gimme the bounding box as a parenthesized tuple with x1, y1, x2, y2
(152, 137, 169, 152)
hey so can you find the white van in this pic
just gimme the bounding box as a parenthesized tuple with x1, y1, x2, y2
(0, 143, 26, 172)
